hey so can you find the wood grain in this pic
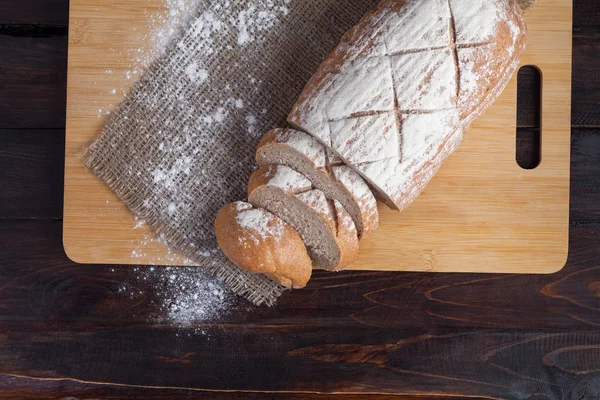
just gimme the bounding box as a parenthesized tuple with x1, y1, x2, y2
(570, 131, 600, 224)
(572, 33, 600, 128)
(1, 218, 600, 397)
(2, 128, 599, 225)
(0, 130, 64, 219)
(2, 329, 597, 397)
(0, 21, 596, 131)
(2, 220, 599, 328)
(0, 376, 475, 400)
(0, 10, 597, 131)
(0, 35, 67, 129)
(2, 0, 600, 398)
(573, 0, 600, 29)
(0, 0, 69, 25)
(63, 0, 573, 275)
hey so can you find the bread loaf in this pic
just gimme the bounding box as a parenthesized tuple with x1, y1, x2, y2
(214, 0, 529, 288)
(288, 0, 527, 210)
(248, 165, 359, 271)
(256, 128, 379, 238)
(214, 202, 312, 289)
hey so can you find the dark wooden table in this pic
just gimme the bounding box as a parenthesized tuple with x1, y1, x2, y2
(1, 1, 599, 399)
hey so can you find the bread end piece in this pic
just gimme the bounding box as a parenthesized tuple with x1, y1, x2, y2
(215, 202, 313, 289)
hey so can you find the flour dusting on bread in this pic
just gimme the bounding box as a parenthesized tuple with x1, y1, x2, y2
(264, 165, 312, 193)
(235, 205, 284, 244)
(289, 0, 527, 210)
(275, 129, 327, 169)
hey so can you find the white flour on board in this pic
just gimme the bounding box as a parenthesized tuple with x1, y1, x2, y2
(97, 0, 203, 117)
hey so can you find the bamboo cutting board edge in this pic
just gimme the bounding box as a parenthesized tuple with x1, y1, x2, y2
(63, 0, 572, 274)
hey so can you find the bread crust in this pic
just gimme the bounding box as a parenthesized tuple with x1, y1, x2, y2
(214, 202, 312, 289)
(331, 165, 379, 238)
(332, 200, 360, 271)
(248, 165, 359, 271)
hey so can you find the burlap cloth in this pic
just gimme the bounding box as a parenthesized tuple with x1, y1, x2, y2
(87, 0, 533, 306)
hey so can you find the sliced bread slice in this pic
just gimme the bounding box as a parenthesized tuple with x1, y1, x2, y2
(256, 128, 379, 238)
(331, 199, 360, 271)
(248, 165, 359, 271)
(214, 201, 313, 289)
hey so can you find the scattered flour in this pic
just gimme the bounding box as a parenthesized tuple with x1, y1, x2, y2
(130, 220, 195, 263)
(133, 216, 146, 229)
(246, 114, 258, 135)
(97, 0, 205, 106)
(99, 0, 290, 129)
(234, 3, 290, 45)
(185, 61, 209, 84)
(142, 0, 205, 66)
(134, 265, 236, 325)
(152, 155, 194, 190)
(202, 107, 229, 125)
(128, 219, 239, 325)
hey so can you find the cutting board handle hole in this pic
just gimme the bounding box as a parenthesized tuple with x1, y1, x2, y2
(516, 65, 542, 170)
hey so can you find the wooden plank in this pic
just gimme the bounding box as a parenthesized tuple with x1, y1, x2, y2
(1, 309, 599, 397)
(0, 130, 64, 219)
(573, 0, 600, 29)
(1, 218, 600, 396)
(573, 0, 600, 123)
(0, 35, 67, 129)
(63, 0, 574, 275)
(0, 0, 599, 398)
(0, 0, 69, 25)
(1, 218, 599, 328)
(571, 129, 600, 223)
(572, 32, 600, 128)
(0, 4, 595, 132)
(0, 376, 474, 400)
(1, 329, 593, 397)
(0, 5, 592, 220)
(519, 31, 600, 129)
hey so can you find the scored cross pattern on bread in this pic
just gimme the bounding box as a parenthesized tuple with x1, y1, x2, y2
(289, 0, 527, 210)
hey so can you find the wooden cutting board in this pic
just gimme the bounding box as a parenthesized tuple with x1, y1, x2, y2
(64, 0, 572, 273)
